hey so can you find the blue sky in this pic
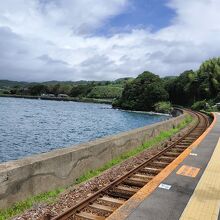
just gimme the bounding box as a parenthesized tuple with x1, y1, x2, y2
(98, 0, 176, 35)
(0, 0, 220, 81)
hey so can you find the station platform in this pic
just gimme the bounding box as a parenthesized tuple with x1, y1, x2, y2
(108, 113, 220, 220)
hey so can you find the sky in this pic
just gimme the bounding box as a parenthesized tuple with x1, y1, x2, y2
(0, 0, 220, 82)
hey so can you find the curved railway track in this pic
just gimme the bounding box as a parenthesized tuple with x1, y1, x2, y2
(45, 109, 210, 220)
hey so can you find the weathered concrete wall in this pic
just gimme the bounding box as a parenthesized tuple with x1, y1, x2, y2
(0, 113, 187, 209)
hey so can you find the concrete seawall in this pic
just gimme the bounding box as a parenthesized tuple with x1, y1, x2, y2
(0, 113, 187, 209)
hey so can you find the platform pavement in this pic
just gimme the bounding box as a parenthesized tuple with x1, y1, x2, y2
(107, 113, 220, 220)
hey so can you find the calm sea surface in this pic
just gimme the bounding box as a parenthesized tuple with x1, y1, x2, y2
(0, 97, 169, 163)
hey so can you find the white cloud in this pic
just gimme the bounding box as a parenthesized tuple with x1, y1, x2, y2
(0, 0, 220, 81)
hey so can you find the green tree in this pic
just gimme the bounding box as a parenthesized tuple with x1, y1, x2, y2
(197, 58, 220, 99)
(51, 84, 61, 96)
(69, 84, 93, 97)
(113, 71, 169, 111)
(28, 84, 48, 96)
(59, 84, 72, 95)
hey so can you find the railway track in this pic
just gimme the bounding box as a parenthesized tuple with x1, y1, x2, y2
(46, 110, 210, 220)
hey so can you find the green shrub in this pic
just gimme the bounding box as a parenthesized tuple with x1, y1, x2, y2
(69, 85, 93, 97)
(154, 101, 172, 113)
(3, 90, 10, 94)
(191, 100, 209, 111)
(215, 92, 220, 103)
(87, 86, 123, 99)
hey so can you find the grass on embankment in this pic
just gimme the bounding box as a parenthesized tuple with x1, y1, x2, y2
(0, 115, 193, 220)
(75, 115, 192, 184)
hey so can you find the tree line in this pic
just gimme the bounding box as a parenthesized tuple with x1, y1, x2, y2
(113, 57, 220, 112)
(3, 79, 129, 99)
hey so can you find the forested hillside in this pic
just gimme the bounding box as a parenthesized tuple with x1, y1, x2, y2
(0, 78, 132, 100)
(114, 57, 220, 112)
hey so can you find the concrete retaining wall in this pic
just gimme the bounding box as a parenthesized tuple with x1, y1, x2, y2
(0, 113, 187, 209)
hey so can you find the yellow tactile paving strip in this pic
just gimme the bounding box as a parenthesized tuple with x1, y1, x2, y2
(180, 137, 220, 220)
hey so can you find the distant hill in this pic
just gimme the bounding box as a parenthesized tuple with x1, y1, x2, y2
(0, 77, 134, 89)
(0, 80, 93, 88)
(0, 80, 30, 88)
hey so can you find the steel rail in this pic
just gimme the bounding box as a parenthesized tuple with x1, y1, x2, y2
(48, 109, 210, 220)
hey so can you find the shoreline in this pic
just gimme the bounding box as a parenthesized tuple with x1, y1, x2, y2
(119, 109, 171, 116)
(0, 94, 112, 104)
